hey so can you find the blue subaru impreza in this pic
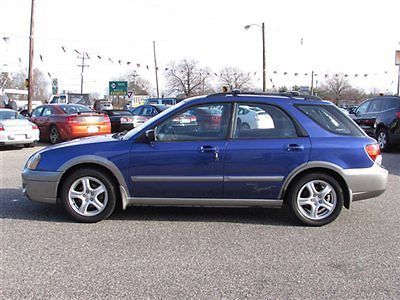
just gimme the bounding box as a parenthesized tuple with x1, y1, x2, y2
(22, 92, 388, 226)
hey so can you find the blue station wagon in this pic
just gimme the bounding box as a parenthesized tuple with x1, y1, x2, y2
(22, 92, 388, 226)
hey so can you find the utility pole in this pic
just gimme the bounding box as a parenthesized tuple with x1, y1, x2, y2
(262, 22, 266, 92)
(27, 0, 35, 113)
(77, 52, 89, 94)
(310, 70, 314, 95)
(153, 41, 160, 98)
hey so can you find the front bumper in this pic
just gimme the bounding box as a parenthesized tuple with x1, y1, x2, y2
(342, 163, 388, 201)
(22, 168, 63, 204)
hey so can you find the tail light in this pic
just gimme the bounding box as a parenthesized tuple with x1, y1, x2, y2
(31, 124, 38, 130)
(0, 123, 4, 131)
(190, 115, 197, 122)
(67, 116, 78, 124)
(104, 114, 111, 124)
(365, 143, 381, 165)
(120, 117, 133, 124)
(396, 111, 400, 119)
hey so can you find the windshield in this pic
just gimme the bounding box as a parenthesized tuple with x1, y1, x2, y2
(0, 110, 25, 120)
(123, 101, 186, 140)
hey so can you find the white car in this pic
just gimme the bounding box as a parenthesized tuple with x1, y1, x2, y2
(237, 105, 274, 129)
(0, 109, 39, 147)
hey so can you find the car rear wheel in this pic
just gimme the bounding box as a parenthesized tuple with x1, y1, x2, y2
(287, 173, 343, 226)
(377, 128, 391, 152)
(49, 125, 61, 144)
(61, 168, 117, 222)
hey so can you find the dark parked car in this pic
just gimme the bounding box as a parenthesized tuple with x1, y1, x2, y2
(352, 96, 400, 151)
(130, 104, 167, 128)
(23, 92, 388, 226)
(102, 110, 134, 133)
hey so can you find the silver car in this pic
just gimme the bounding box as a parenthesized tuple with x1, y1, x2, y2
(0, 109, 39, 147)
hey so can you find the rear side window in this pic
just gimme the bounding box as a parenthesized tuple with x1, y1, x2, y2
(381, 98, 400, 111)
(297, 105, 364, 136)
(368, 100, 382, 113)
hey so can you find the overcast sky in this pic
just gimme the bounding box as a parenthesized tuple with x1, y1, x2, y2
(0, 0, 399, 96)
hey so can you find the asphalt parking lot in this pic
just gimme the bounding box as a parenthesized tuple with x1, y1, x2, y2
(1, 145, 399, 299)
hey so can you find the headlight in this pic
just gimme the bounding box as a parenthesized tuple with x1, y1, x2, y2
(26, 153, 41, 170)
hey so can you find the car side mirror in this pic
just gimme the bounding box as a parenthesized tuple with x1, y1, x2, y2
(145, 129, 156, 142)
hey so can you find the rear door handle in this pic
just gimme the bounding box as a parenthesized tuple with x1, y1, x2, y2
(285, 144, 304, 151)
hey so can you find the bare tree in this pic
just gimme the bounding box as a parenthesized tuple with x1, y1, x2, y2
(1, 69, 49, 101)
(164, 59, 212, 97)
(218, 67, 253, 91)
(320, 75, 351, 105)
(126, 72, 152, 95)
(31, 68, 50, 101)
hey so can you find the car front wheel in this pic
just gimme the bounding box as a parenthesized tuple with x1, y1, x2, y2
(287, 173, 344, 226)
(61, 168, 117, 222)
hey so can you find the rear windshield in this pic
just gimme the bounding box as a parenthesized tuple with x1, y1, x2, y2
(0, 110, 25, 120)
(59, 105, 92, 114)
(108, 110, 133, 116)
(297, 104, 364, 136)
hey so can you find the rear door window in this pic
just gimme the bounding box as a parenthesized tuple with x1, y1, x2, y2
(233, 104, 298, 139)
(367, 100, 382, 113)
(297, 104, 364, 136)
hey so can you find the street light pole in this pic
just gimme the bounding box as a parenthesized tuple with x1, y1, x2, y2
(261, 22, 266, 92)
(153, 41, 160, 98)
(27, 0, 35, 113)
(245, 22, 266, 92)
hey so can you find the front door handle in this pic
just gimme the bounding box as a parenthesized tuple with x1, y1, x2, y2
(285, 144, 304, 152)
(199, 145, 219, 161)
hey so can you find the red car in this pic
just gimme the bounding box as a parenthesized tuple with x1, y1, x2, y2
(29, 104, 111, 144)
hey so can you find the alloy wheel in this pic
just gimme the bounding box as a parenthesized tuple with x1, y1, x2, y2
(296, 180, 337, 221)
(68, 176, 109, 217)
(378, 131, 387, 149)
(50, 127, 59, 144)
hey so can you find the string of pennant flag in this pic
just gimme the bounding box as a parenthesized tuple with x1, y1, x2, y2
(1, 36, 395, 80)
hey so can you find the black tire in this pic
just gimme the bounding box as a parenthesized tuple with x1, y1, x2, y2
(49, 125, 61, 144)
(60, 168, 117, 223)
(286, 173, 344, 226)
(377, 128, 391, 152)
(24, 141, 37, 148)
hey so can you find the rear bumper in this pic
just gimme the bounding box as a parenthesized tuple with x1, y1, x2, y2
(21, 168, 63, 204)
(342, 163, 388, 201)
(0, 131, 39, 146)
(60, 124, 111, 140)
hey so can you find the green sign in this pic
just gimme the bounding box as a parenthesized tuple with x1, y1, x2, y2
(109, 81, 128, 95)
